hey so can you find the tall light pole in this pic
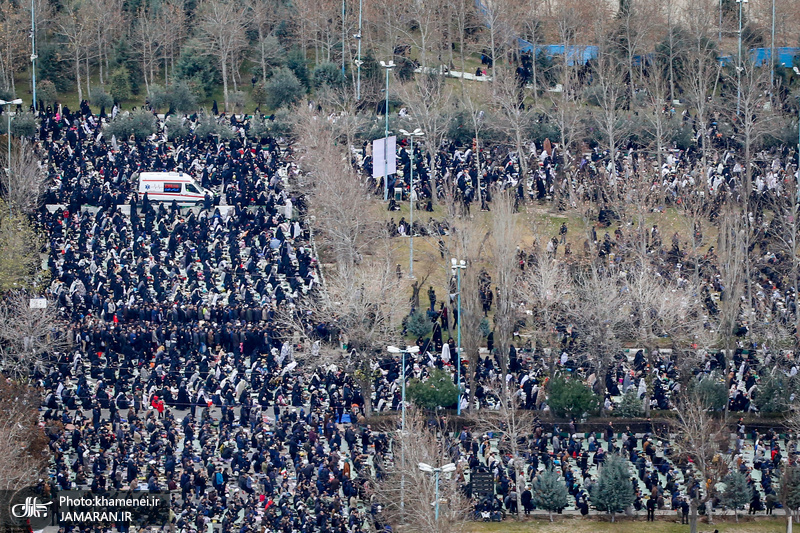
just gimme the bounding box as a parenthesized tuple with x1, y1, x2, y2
(341, 0, 346, 77)
(736, 0, 747, 115)
(1, 98, 24, 215)
(451, 258, 466, 414)
(399, 128, 423, 279)
(379, 60, 395, 202)
(355, 0, 363, 100)
(388, 344, 419, 519)
(770, 0, 775, 92)
(418, 462, 456, 522)
(31, 0, 37, 113)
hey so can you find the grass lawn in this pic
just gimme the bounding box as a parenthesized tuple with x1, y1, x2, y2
(469, 517, 786, 533)
(381, 196, 715, 337)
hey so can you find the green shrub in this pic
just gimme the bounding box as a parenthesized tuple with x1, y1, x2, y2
(668, 115, 694, 150)
(531, 468, 569, 520)
(690, 372, 728, 411)
(168, 81, 198, 114)
(591, 454, 635, 521)
(246, 115, 270, 139)
(147, 84, 169, 111)
(406, 311, 432, 339)
(110, 67, 132, 102)
(104, 109, 157, 141)
(286, 48, 309, 87)
(176, 39, 219, 97)
(36, 80, 58, 107)
(165, 116, 191, 140)
(90, 88, 114, 110)
(194, 114, 233, 140)
(754, 373, 797, 413)
(406, 367, 458, 409)
(547, 375, 599, 418)
(265, 68, 304, 109)
(269, 108, 295, 139)
(614, 389, 644, 418)
(10, 113, 36, 138)
(313, 62, 346, 89)
(479, 317, 491, 338)
(721, 471, 752, 519)
(252, 81, 269, 109)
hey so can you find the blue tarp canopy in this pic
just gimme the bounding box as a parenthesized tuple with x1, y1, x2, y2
(750, 47, 800, 67)
(518, 40, 599, 66)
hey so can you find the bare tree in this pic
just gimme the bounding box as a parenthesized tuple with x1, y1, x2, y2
(715, 207, 748, 374)
(0, 293, 65, 378)
(590, 41, 629, 199)
(0, 201, 43, 294)
(681, 0, 719, 168)
(56, 0, 94, 102)
(641, 58, 671, 186)
(441, 204, 489, 411)
(493, 66, 532, 182)
(566, 264, 629, 412)
(666, 391, 731, 533)
(724, 57, 773, 206)
(375, 409, 471, 533)
(0, 378, 48, 491)
(519, 248, 570, 353)
(135, 4, 160, 93)
(468, 401, 534, 517)
(295, 106, 382, 271)
(248, 0, 286, 82)
(155, 0, 188, 84)
(621, 264, 710, 414)
(291, 107, 405, 418)
(397, 73, 454, 205)
(197, 0, 248, 112)
(766, 179, 800, 346)
(2, 140, 48, 215)
(490, 191, 522, 398)
(0, 0, 30, 95)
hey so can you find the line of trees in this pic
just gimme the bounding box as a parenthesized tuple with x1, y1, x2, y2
(0, 0, 798, 116)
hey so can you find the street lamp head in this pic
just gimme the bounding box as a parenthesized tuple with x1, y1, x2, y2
(399, 129, 410, 136)
(10, 99, 22, 105)
(407, 346, 420, 354)
(441, 463, 457, 473)
(380, 60, 396, 69)
(387, 346, 401, 353)
(418, 462, 434, 473)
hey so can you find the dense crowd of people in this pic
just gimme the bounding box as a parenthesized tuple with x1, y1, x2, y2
(15, 97, 800, 531)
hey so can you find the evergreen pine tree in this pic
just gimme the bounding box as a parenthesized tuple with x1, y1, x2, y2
(782, 466, 800, 524)
(590, 454, 635, 522)
(531, 468, 569, 522)
(721, 471, 752, 522)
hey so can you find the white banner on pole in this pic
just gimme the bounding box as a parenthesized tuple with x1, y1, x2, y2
(372, 136, 397, 179)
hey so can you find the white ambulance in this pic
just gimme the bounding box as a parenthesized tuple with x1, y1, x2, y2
(136, 171, 213, 206)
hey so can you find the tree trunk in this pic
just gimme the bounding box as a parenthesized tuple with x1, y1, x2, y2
(75, 50, 83, 101)
(690, 500, 698, 533)
(259, 28, 267, 83)
(221, 56, 229, 112)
